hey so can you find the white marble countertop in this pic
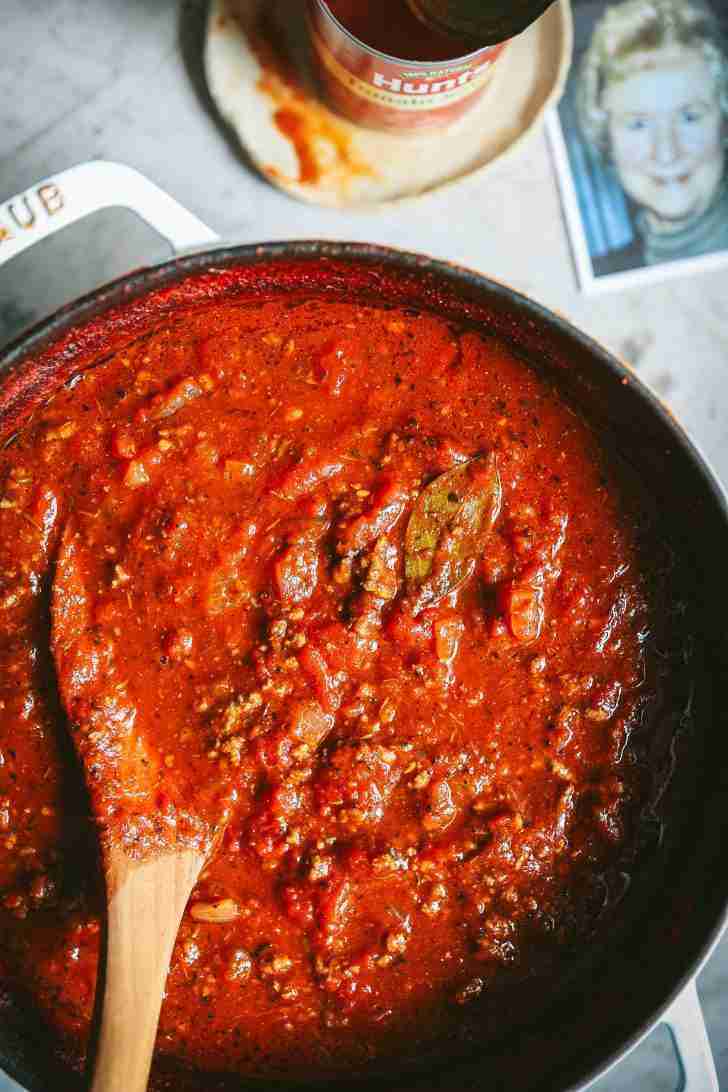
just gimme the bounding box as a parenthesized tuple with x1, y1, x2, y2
(0, 1, 726, 1090)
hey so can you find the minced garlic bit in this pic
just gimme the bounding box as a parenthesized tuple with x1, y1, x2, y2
(189, 898, 240, 923)
(44, 421, 77, 442)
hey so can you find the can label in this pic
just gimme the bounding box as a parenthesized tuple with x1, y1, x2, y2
(307, 1, 508, 132)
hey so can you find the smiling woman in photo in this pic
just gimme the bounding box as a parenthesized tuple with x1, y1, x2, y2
(577, 0, 728, 274)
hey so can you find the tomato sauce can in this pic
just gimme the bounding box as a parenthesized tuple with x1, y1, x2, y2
(306, 0, 509, 133)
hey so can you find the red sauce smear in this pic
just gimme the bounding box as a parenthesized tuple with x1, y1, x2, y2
(247, 9, 374, 187)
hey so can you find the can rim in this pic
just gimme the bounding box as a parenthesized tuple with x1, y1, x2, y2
(311, 0, 499, 68)
(405, 0, 555, 45)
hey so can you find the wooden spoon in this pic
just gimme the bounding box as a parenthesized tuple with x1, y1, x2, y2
(51, 523, 220, 1092)
(88, 848, 204, 1092)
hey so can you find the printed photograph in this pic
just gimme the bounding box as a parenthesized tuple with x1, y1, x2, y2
(548, 0, 728, 291)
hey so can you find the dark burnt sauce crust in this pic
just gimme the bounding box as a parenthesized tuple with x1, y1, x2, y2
(0, 298, 667, 1080)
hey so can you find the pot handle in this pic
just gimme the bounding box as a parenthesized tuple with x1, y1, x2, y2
(663, 981, 719, 1092)
(0, 160, 218, 267)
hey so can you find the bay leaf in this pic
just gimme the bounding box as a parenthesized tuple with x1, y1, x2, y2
(405, 453, 501, 613)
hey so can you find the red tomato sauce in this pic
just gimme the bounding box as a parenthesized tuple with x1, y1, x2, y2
(0, 298, 664, 1083)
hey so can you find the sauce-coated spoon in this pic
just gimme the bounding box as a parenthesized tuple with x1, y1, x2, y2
(51, 522, 219, 1092)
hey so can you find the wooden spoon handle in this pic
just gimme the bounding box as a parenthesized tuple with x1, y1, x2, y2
(91, 847, 205, 1092)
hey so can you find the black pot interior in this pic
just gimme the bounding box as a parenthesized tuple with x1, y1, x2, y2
(1, 243, 727, 1092)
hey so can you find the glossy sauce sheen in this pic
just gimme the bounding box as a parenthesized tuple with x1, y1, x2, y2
(0, 299, 659, 1081)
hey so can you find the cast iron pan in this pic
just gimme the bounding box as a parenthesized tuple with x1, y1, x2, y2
(0, 166, 726, 1092)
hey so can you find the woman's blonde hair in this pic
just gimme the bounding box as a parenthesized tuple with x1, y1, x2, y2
(577, 0, 728, 153)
